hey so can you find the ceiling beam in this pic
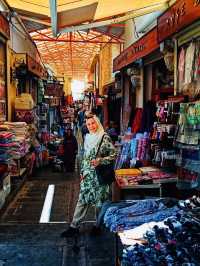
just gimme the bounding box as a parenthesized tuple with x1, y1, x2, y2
(70, 32, 73, 77)
(49, 0, 57, 37)
(58, 2, 168, 34)
(19, 15, 51, 27)
(32, 38, 122, 44)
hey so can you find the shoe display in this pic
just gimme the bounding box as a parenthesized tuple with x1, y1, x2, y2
(60, 226, 79, 238)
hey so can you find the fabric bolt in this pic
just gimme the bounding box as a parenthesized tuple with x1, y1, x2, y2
(130, 138, 138, 159)
(115, 142, 130, 169)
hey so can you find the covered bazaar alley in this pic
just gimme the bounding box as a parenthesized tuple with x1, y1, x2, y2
(0, 0, 199, 265)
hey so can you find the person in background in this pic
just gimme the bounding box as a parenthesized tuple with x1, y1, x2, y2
(61, 112, 117, 237)
(61, 91, 66, 106)
(106, 121, 118, 143)
(63, 128, 78, 172)
(81, 120, 89, 142)
(77, 104, 86, 129)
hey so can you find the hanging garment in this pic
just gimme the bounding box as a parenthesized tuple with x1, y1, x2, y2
(140, 101, 156, 133)
(184, 42, 196, 84)
(131, 108, 143, 134)
(178, 47, 185, 93)
(194, 41, 200, 81)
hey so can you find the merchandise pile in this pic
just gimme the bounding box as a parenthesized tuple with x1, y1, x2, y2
(3, 122, 30, 159)
(120, 196, 200, 266)
(0, 131, 15, 163)
(0, 122, 30, 162)
(115, 132, 150, 170)
(101, 196, 200, 265)
(115, 167, 176, 187)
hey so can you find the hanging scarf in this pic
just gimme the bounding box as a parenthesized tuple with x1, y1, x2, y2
(84, 115, 105, 156)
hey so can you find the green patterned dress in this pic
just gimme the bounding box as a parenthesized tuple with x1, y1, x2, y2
(79, 134, 117, 208)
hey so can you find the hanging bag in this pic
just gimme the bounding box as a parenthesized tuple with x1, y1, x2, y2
(95, 134, 115, 185)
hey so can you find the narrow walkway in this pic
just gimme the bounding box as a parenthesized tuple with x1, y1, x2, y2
(0, 166, 115, 265)
(0, 223, 115, 266)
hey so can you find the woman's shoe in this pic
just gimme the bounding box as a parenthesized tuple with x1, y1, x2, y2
(60, 226, 79, 237)
(90, 226, 102, 236)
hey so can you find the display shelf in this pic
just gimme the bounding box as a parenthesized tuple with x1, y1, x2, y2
(10, 168, 27, 178)
(153, 177, 177, 184)
(121, 183, 161, 190)
(114, 178, 177, 200)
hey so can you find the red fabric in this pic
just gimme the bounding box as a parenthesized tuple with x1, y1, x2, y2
(131, 108, 143, 134)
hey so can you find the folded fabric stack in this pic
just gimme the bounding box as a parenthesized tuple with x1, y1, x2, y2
(0, 131, 16, 163)
(15, 109, 35, 124)
(115, 169, 142, 187)
(5, 122, 30, 159)
(148, 170, 177, 183)
(130, 133, 150, 165)
(115, 167, 177, 187)
(0, 122, 30, 159)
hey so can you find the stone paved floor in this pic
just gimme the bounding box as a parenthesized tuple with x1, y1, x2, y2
(0, 166, 116, 266)
(0, 224, 115, 266)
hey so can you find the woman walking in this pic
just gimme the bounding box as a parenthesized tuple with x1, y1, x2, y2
(61, 112, 117, 237)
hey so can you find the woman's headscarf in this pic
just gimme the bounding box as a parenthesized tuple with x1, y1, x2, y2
(84, 114, 105, 156)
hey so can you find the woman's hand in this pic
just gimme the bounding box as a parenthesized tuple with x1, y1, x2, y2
(80, 174, 84, 181)
(90, 159, 100, 167)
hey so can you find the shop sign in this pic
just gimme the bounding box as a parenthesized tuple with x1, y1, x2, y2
(157, 0, 200, 43)
(45, 82, 63, 96)
(27, 55, 45, 78)
(15, 53, 27, 67)
(45, 83, 56, 96)
(113, 28, 159, 72)
(0, 14, 10, 39)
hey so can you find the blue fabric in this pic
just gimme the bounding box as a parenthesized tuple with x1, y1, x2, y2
(97, 200, 139, 227)
(103, 199, 180, 232)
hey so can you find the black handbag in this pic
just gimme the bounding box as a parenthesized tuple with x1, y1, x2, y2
(95, 134, 115, 185)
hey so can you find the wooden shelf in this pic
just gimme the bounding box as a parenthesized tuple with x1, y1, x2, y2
(119, 178, 177, 189)
(120, 183, 161, 190)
